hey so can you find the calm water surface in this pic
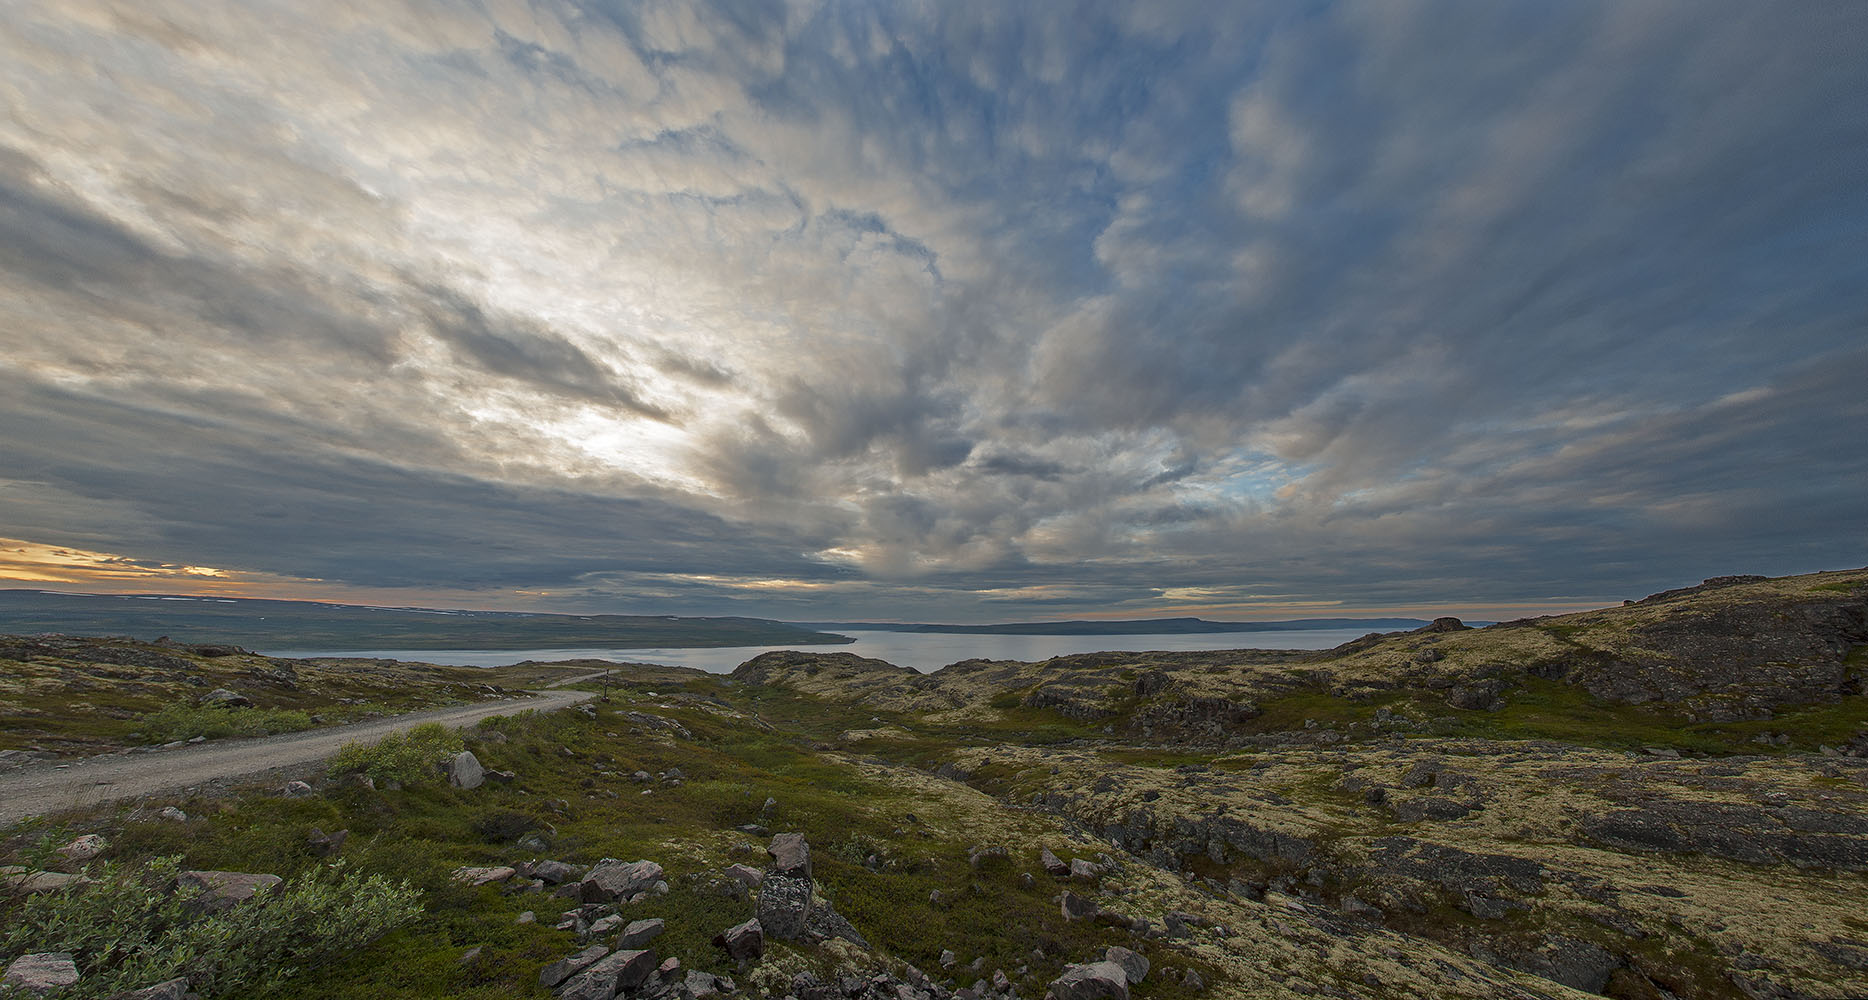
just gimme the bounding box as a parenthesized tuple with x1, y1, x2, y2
(265, 627, 1376, 674)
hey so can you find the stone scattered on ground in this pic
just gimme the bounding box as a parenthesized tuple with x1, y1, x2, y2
(1, 953, 80, 993)
(767, 831, 811, 878)
(451, 865, 517, 887)
(109, 977, 190, 1000)
(157, 806, 187, 822)
(57, 834, 107, 862)
(616, 918, 665, 950)
(715, 918, 764, 962)
(578, 859, 665, 903)
(1046, 960, 1130, 1000)
(448, 750, 485, 789)
(176, 870, 283, 911)
(1104, 946, 1148, 984)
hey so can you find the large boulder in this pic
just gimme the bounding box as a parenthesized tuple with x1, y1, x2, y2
(578, 859, 665, 903)
(2, 953, 79, 992)
(539, 945, 608, 988)
(558, 949, 657, 1000)
(448, 750, 485, 789)
(768, 832, 811, 879)
(1047, 961, 1130, 1000)
(1105, 947, 1149, 984)
(177, 870, 282, 912)
(756, 872, 814, 940)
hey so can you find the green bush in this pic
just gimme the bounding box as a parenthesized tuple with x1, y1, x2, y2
(138, 703, 315, 743)
(0, 856, 421, 998)
(327, 723, 463, 785)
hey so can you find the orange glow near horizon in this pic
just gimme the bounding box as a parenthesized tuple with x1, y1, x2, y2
(0, 536, 1621, 622)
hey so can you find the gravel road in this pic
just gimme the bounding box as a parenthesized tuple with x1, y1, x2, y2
(0, 688, 596, 827)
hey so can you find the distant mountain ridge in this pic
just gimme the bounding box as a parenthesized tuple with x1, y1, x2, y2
(0, 589, 853, 650)
(788, 616, 1440, 635)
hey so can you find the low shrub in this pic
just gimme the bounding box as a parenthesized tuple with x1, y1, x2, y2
(0, 855, 421, 998)
(327, 722, 463, 785)
(138, 703, 315, 743)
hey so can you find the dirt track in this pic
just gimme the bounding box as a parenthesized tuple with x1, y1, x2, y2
(0, 688, 595, 827)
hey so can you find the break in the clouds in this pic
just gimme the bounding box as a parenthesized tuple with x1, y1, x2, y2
(2, 0, 1864, 621)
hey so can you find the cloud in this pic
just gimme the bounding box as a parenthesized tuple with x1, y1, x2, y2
(0, 0, 1863, 621)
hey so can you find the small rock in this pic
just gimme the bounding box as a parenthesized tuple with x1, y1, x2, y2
(940, 950, 957, 969)
(448, 750, 485, 789)
(451, 866, 517, 887)
(486, 769, 517, 783)
(58, 834, 108, 862)
(177, 870, 282, 912)
(686, 970, 724, 996)
(306, 828, 348, 856)
(587, 914, 626, 937)
(1040, 847, 1070, 876)
(110, 977, 189, 1000)
(158, 806, 188, 822)
(1105, 946, 1148, 984)
(657, 956, 681, 979)
(0, 868, 84, 894)
(1183, 969, 1205, 991)
(2, 953, 80, 992)
(724, 863, 764, 888)
(199, 688, 252, 709)
(517, 910, 536, 924)
(1070, 858, 1102, 880)
(968, 844, 1009, 869)
(1060, 891, 1098, 920)
(715, 917, 764, 961)
(617, 918, 665, 949)
(458, 946, 482, 966)
(1046, 960, 1129, 1000)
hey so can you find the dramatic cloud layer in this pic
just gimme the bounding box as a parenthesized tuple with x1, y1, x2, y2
(2, 1, 1864, 620)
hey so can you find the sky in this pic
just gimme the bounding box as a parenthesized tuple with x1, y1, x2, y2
(1, 1, 1864, 624)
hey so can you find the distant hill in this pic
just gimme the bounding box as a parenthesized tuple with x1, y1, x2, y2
(788, 616, 1438, 635)
(0, 589, 854, 650)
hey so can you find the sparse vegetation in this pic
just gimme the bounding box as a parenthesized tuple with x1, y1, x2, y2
(327, 722, 464, 786)
(137, 702, 316, 743)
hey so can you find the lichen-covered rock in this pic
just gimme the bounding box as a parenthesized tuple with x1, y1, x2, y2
(58, 834, 107, 862)
(756, 871, 813, 940)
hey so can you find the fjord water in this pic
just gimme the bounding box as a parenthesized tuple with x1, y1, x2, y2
(265, 627, 1376, 674)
